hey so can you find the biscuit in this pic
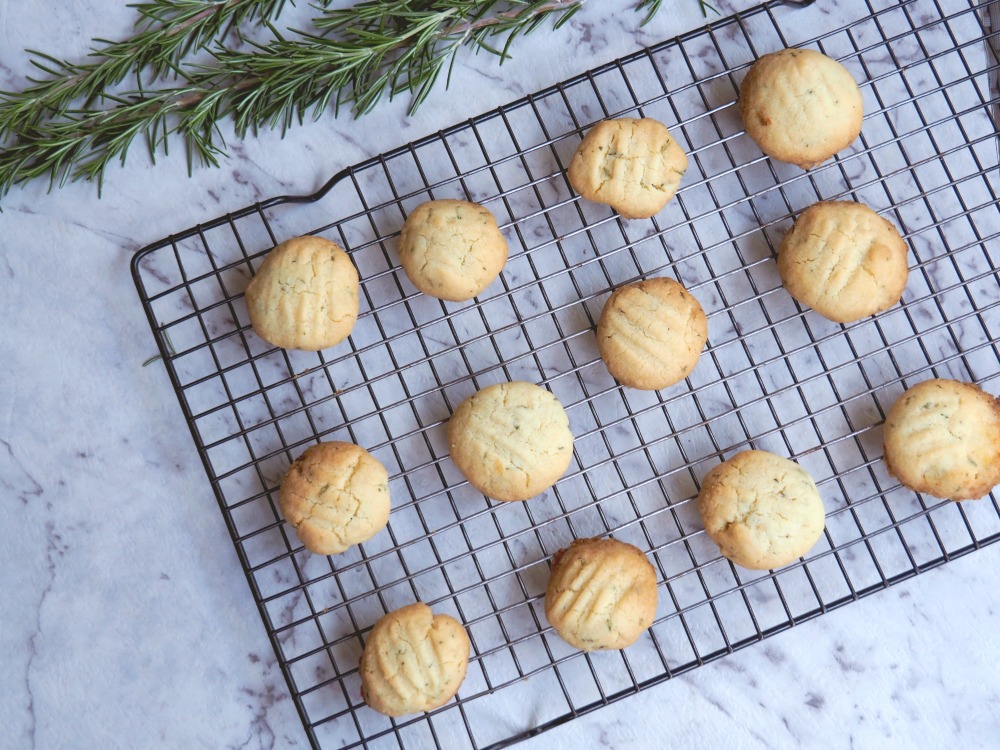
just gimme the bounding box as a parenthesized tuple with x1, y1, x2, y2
(278, 442, 390, 556)
(739, 48, 864, 169)
(447, 381, 574, 502)
(544, 537, 658, 651)
(359, 603, 470, 717)
(698, 450, 825, 570)
(398, 199, 508, 302)
(597, 277, 708, 390)
(777, 201, 908, 323)
(245, 235, 360, 351)
(567, 117, 688, 219)
(883, 378, 1000, 501)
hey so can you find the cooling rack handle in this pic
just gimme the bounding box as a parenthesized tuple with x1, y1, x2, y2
(258, 165, 353, 210)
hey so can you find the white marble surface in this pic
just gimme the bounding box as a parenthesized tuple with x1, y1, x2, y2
(2, 1, 999, 749)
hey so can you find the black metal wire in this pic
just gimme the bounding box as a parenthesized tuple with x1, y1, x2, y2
(132, 0, 1000, 748)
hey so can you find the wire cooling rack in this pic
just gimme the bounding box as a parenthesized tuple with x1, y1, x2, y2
(132, 0, 1000, 747)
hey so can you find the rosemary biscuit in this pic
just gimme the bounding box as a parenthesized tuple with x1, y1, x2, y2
(739, 48, 864, 169)
(544, 537, 658, 651)
(567, 117, 688, 219)
(597, 276, 708, 390)
(698, 450, 825, 570)
(278, 441, 390, 556)
(245, 235, 359, 351)
(778, 200, 908, 323)
(447, 381, 574, 502)
(398, 199, 508, 302)
(883, 379, 1000, 501)
(360, 603, 470, 717)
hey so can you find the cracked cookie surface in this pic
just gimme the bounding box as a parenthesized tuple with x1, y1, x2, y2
(398, 199, 508, 302)
(448, 381, 574, 502)
(738, 47, 864, 170)
(778, 200, 908, 323)
(567, 117, 688, 219)
(360, 602, 470, 717)
(597, 276, 708, 390)
(245, 235, 359, 351)
(883, 378, 1000, 501)
(545, 537, 658, 651)
(279, 441, 390, 555)
(698, 450, 825, 570)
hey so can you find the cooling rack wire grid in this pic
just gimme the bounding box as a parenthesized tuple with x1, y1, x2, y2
(132, 0, 1000, 747)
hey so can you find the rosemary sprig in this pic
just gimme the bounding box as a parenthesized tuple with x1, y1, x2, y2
(0, 1, 593, 195)
(0, 0, 695, 198)
(0, 0, 291, 140)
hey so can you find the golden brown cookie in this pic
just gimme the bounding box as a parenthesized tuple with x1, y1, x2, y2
(698, 450, 825, 570)
(739, 48, 864, 169)
(278, 442, 390, 556)
(883, 379, 1000, 501)
(544, 537, 658, 651)
(567, 117, 688, 219)
(597, 277, 708, 390)
(359, 603, 470, 717)
(245, 235, 359, 351)
(777, 200, 909, 323)
(447, 381, 574, 502)
(398, 199, 508, 302)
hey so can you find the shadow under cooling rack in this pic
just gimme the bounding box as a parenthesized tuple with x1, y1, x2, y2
(132, 0, 1000, 748)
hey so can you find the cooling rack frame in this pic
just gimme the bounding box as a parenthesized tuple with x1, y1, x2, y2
(132, 1, 1000, 747)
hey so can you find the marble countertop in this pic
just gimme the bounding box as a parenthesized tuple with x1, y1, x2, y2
(2, 1, 999, 748)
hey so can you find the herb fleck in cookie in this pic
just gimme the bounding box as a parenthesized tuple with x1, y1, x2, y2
(567, 117, 688, 219)
(739, 48, 864, 169)
(245, 235, 359, 351)
(398, 199, 508, 302)
(448, 381, 574, 502)
(883, 379, 1000, 501)
(279, 441, 390, 556)
(597, 277, 708, 390)
(778, 200, 909, 323)
(698, 450, 825, 570)
(360, 603, 470, 717)
(545, 537, 658, 651)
